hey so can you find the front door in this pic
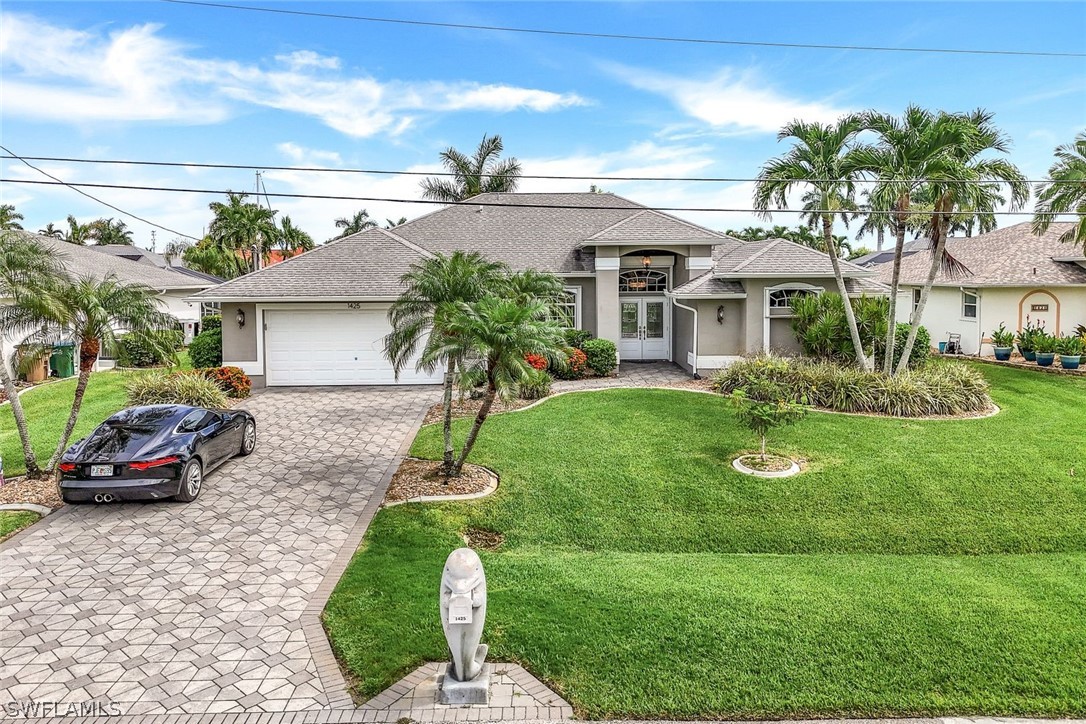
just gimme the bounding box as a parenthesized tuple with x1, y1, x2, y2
(619, 297, 669, 360)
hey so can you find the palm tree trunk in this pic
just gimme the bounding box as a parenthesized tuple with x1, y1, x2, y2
(896, 203, 948, 374)
(823, 216, 870, 370)
(876, 225, 885, 251)
(441, 359, 456, 478)
(451, 374, 496, 476)
(46, 338, 97, 472)
(1, 352, 42, 478)
(882, 209, 909, 375)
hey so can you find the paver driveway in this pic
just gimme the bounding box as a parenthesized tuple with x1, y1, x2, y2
(0, 387, 435, 717)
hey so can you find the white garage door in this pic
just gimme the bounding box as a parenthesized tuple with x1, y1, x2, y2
(264, 308, 441, 386)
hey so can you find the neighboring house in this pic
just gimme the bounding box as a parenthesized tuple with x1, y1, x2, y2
(193, 193, 887, 388)
(870, 222, 1086, 355)
(1, 235, 218, 375)
(851, 238, 931, 267)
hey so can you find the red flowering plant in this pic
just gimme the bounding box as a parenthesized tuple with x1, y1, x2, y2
(550, 347, 588, 380)
(524, 353, 548, 371)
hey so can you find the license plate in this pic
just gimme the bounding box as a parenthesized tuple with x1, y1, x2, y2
(90, 465, 113, 477)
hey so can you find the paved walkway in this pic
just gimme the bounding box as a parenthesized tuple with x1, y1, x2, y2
(0, 387, 436, 717)
(552, 361, 691, 392)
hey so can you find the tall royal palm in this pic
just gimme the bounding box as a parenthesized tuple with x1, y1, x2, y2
(2, 276, 178, 472)
(277, 216, 315, 256)
(855, 106, 970, 373)
(754, 116, 873, 370)
(208, 192, 278, 272)
(897, 109, 1028, 372)
(384, 252, 507, 476)
(420, 134, 522, 203)
(1033, 131, 1086, 250)
(0, 233, 66, 477)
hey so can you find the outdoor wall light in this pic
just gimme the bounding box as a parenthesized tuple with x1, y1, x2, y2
(717, 305, 726, 324)
(236, 308, 246, 328)
(641, 254, 652, 269)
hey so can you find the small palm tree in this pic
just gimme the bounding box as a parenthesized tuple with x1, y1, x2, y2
(333, 209, 378, 239)
(754, 116, 873, 370)
(0, 232, 66, 478)
(421, 134, 522, 203)
(2, 275, 178, 472)
(37, 222, 63, 239)
(63, 215, 92, 245)
(385, 217, 408, 229)
(277, 215, 315, 255)
(430, 297, 565, 476)
(384, 252, 507, 476)
(500, 269, 568, 308)
(1033, 131, 1086, 250)
(182, 238, 247, 279)
(0, 204, 25, 230)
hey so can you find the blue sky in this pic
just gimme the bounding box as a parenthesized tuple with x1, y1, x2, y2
(1, 1, 1083, 249)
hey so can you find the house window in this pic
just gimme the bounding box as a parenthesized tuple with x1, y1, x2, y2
(619, 269, 667, 293)
(912, 288, 921, 312)
(962, 290, 978, 319)
(767, 288, 815, 317)
(551, 287, 581, 328)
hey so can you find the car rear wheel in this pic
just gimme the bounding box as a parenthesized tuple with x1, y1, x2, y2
(239, 421, 256, 456)
(174, 459, 203, 502)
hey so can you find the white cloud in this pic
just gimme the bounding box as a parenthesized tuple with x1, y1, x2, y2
(275, 142, 344, 166)
(607, 63, 848, 134)
(0, 13, 588, 136)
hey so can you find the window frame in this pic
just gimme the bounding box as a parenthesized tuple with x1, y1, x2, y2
(766, 288, 816, 318)
(618, 269, 668, 293)
(912, 288, 922, 312)
(961, 289, 979, 320)
(552, 286, 581, 329)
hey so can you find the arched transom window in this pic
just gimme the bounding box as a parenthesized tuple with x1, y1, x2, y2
(767, 287, 818, 317)
(619, 269, 668, 293)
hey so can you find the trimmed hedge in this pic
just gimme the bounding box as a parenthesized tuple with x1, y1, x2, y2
(197, 366, 251, 399)
(201, 314, 222, 331)
(126, 371, 228, 408)
(582, 338, 618, 376)
(562, 328, 592, 349)
(712, 353, 992, 417)
(115, 330, 183, 368)
(517, 368, 553, 400)
(188, 328, 222, 368)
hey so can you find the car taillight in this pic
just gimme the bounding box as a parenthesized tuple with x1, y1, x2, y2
(58, 463, 76, 472)
(129, 456, 180, 471)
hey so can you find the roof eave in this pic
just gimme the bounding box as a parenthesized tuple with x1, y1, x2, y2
(186, 294, 403, 303)
(579, 239, 727, 248)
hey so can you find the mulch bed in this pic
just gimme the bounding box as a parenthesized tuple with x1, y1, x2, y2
(384, 458, 495, 504)
(0, 381, 33, 405)
(736, 454, 795, 473)
(422, 397, 537, 425)
(0, 477, 64, 510)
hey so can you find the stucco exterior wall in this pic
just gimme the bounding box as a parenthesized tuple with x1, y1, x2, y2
(221, 302, 258, 364)
(741, 277, 841, 353)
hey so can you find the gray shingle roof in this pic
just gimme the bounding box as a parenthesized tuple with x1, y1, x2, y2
(870, 222, 1086, 286)
(190, 228, 429, 300)
(586, 209, 728, 242)
(21, 234, 213, 290)
(714, 238, 871, 277)
(843, 277, 891, 295)
(670, 274, 746, 297)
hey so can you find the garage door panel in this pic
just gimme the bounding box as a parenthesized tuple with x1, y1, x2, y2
(264, 309, 440, 386)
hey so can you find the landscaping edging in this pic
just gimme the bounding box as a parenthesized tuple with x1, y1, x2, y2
(732, 455, 802, 478)
(972, 355, 1086, 376)
(383, 459, 499, 508)
(0, 503, 52, 516)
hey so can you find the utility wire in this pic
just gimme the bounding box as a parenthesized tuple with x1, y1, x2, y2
(0, 146, 200, 241)
(2, 178, 1067, 217)
(0, 155, 1062, 186)
(160, 0, 1086, 59)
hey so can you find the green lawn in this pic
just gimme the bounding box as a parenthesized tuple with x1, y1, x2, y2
(324, 365, 1086, 719)
(0, 351, 192, 477)
(0, 510, 40, 541)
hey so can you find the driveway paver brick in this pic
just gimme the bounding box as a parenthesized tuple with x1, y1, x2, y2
(0, 386, 436, 717)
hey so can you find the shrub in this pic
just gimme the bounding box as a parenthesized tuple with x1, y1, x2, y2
(561, 328, 592, 349)
(115, 330, 182, 368)
(989, 323, 1015, 348)
(198, 366, 251, 398)
(201, 314, 222, 331)
(582, 338, 617, 376)
(524, 353, 547, 371)
(712, 353, 991, 417)
(891, 323, 931, 370)
(188, 328, 222, 368)
(126, 371, 228, 408)
(791, 293, 887, 365)
(518, 368, 553, 400)
(550, 347, 588, 380)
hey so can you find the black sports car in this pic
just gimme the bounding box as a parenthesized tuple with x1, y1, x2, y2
(58, 405, 257, 504)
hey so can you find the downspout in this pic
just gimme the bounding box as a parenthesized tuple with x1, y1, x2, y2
(666, 292, 699, 379)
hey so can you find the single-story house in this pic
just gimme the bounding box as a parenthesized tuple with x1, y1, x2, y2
(191, 192, 888, 388)
(870, 221, 1086, 355)
(2, 234, 219, 375)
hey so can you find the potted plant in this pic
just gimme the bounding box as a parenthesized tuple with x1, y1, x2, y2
(1058, 334, 1083, 370)
(989, 323, 1015, 361)
(1034, 332, 1057, 367)
(1016, 317, 1042, 361)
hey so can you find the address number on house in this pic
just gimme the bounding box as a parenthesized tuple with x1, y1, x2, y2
(1031, 304, 1050, 312)
(346, 302, 366, 310)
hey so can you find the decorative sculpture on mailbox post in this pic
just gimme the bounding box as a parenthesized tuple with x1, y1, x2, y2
(438, 548, 490, 704)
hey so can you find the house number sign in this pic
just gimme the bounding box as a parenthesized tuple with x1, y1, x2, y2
(1031, 304, 1049, 312)
(347, 302, 365, 310)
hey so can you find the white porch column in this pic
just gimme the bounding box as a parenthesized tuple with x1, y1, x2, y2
(595, 251, 621, 356)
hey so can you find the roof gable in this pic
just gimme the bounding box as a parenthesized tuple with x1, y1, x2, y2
(586, 209, 728, 243)
(714, 238, 870, 278)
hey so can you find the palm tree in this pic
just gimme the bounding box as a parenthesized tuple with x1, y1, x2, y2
(162, 238, 192, 267)
(0, 205, 25, 230)
(1, 275, 178, 472)
(333, 209, 377, 239)
(62, 215, 92, 245)
(208, 193, 278, 272)
(429, 296, 565, 476)
(88, 218, 135, 245)
(182, 239, 246, 279)
(385, 217, 408, 229)
(420, 134, 522, 203)
(37, 222, 63, 239)
(896, 109, 1028, 372)
(1033, 131, 1086, 250)
(0, 232, 66, 478)
(855, 106, 974, 373)
(384, 252, 507, 476)
(754, 116, 873, 370)
(500, 269, 567, 309)
(277, 216, 315, 256)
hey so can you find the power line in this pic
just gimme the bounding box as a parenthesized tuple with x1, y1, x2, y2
(2, 178, 1067, 217)
(160, 0, 1086, 59)
(0, 155, 1062, 186)
(0, 146, 200, 241)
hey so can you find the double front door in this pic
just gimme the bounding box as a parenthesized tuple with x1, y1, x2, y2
(619, 296, 669, 360)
